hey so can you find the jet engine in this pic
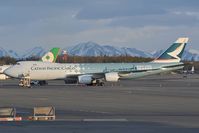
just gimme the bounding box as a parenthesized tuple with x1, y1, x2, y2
(105, 72, 119, 82)
(78, 75, 93, 84)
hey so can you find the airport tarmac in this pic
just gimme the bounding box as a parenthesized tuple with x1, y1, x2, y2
(0, 74, 199, 133)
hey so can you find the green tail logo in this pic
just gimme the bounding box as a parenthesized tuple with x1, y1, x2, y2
(41, 48, 60, 63)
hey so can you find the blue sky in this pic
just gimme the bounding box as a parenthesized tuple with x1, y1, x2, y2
(0, 0, 199, 52)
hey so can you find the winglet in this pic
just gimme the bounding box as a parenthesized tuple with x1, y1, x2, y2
(153, 37, 188, 63)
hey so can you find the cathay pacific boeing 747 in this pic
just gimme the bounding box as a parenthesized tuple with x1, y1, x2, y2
(4, 38, 188, 87)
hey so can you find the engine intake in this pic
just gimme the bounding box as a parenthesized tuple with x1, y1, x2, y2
(78, 75, 93, 84)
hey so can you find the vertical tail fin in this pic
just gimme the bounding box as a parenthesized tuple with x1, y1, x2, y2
(153, 37, 188, 63)
(41, 48, 60, 63)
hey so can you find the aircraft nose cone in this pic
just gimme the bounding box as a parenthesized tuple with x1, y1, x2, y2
(4, 68, 15, 77)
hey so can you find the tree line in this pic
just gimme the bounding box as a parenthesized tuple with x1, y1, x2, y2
(0, 55, 153, 65)
(0, 56, 16, 65)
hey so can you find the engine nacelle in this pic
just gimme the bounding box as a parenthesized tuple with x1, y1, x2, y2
(105, 72, 119, 82)
(78, 75, 93, 84)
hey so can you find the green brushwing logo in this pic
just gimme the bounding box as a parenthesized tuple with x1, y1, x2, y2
(41, 48, 60, 62)
(42, 52, 54, 62)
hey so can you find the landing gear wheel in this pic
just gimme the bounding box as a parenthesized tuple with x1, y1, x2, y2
(96, 80, 105, 86)
(39, 81, 48, 86)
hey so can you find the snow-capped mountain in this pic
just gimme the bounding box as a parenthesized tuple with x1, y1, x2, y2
(0, 47, 20, 58)
(67, 42, 105, 56)
(183, 49, 199, 61)
(120, 47, 152, 57)
(0, 47, 9, 57)
(151, 50, 164, 58)
(21, 47, 46, 59)
(65, 42, 152, 57)
(7, 50, 20, 59)
(1, 42, 199, 61)
(0, 47, 46, 59)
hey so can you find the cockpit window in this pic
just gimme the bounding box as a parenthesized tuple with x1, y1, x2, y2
(16, 63, 20, 65)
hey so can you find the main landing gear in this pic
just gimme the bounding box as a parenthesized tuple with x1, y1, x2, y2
(19, 74, 48, 88)
(87, 79, 105, 86)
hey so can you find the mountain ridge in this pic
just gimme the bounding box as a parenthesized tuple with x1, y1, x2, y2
(0, 42, 199, 61)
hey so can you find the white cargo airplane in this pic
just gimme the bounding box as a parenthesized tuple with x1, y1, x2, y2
(0, 47, 60, 80)
(4, 38, 188, 87)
